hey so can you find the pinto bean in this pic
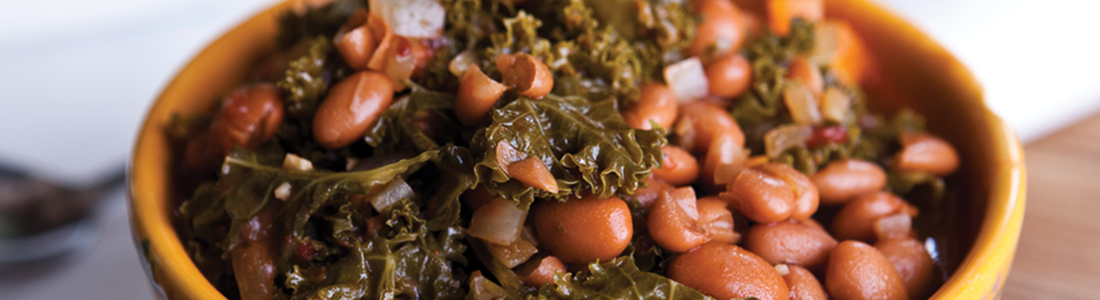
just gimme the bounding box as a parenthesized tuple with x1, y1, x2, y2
(787, 56, 824, 97)
(455, 64, 508, 126)
(831, 192, 917, 242)
(875, 237, 934, 299)
(722, 163, 818, 223)
(652, 145, 700, 186)
(826, 240, 908, 300)
(893, 132, 960, 176)
(744, 219, 837, 269)
(811, 159, 887, 205)
(686, 0, 746, 60)
(186, 84, 285, 169)
(779, 264, 828, 300)
(313, 71, 394, 149)
(517, 256, 566, 288)
(668, 243, 790, 300)
(705, 54, 752, 98)
(675, 101, 745, 155)
(497, 53, 554, 99)
(534, 194, 633, 264)
(623, 83, 679, 130)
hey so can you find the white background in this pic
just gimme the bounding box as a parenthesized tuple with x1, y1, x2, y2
(1, 0, 1098, 298)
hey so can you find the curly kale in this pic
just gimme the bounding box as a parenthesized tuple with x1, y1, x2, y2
(470, 95, 666, 209)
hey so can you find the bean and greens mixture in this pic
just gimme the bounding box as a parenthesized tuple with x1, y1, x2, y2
(169, 0, 961, 299)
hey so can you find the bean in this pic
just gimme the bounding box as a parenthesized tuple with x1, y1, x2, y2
(653, 145, 700, 186)
(231, 203, 280, 300)
(623, 83, 679, 130)
(633, 177, 673, 209)
(779, 264, 828, 300)
(831, 192, 916, 242)
(675, 101, 744, 155)
(506, 157, 559, 193)
(313, 71, 394, 149)
(686, 0, 746, 60)
(334, 9, 377, 69)
(697, 197, 740, 244)
(875, 237, 934, 299)
(646, 186, 726, 249)
(186, 84, 285, 169)
(668, 243, 790, 300)
(518, 256, 566, 288)
(787, 56, 824, 97)
(722, 163, 818, 223)
(893, 132, 960, 176)
(744, 219, 837, 269)
(811, 159, 887, 205)
(455, 64, 508, 126)
(826, 241, 908, 300)
(497, 53, 554, 99)
(705, 54, 752, 98)
(534, 194, 632, 264)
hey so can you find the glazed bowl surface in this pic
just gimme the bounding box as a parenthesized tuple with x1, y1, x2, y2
(129, 0, 1026, 298)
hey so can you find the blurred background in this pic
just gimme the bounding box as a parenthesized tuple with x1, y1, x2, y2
(0, 0, 1097, 298)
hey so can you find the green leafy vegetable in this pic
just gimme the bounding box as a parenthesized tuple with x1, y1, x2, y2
(470, 95, 666, 208)
(530, 256, 714, 300)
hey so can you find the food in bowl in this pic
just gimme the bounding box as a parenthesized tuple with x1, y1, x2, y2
(165, 0, 963, 299)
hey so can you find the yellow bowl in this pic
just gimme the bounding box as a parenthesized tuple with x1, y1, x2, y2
(129, 0, 1026, 299)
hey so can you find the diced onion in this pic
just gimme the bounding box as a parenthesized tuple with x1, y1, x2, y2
(820, 87, 852, 123)
(468, 196, 528, 246)
(809, 22, 840, 66)
(485, 238, 539, 268)
(274, 182, 292, 201)
(282, 153, 315, 171)
(448, 48, 478, 78)
(369, 177, 415, 213)
(369, 0, 445, 39)
(764, 124, 812, 158)
(663, 57, 709, 103)
(783, 82, 822, 124)
(384, 37, 419, 91)
(775, 264, 791, 276)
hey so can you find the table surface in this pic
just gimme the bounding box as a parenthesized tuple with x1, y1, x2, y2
(1001, 111, 1100, 299)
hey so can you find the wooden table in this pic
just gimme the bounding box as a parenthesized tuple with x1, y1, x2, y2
(1001, 112, 1100, 299)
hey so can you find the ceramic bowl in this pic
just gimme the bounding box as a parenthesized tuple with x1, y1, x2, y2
(129, 0, 1026, 298)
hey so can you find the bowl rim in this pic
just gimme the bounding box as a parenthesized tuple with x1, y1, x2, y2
(128, 0, 1027, 299)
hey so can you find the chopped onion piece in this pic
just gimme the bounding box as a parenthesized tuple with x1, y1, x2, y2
(809, 22, 840, 66)
(282, 153, 314, 171)
(783, 82, 822, 124)
(384, 36, 419, 91)
(369, 0, 445, 38)
(369, 177, 415, 213)
(663, 57, 708, 103)
(468, 196, 528, 245)
(485, 238, 539, 268)
(821, 87, 852, 123)
(274, 182, 292, 201)
(764, 124, 812, 158)
(448, 49, 478, 77)
(775, 263, 791, 276)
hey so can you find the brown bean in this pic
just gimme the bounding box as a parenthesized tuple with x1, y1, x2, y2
(893, 132, 960, 176)
(313, 71, 394, 149)
(623, 83, 679, 130)
(697, 197, 740, 244)
(506, 157, 559, 193)
(875, 237, 934, 299)
(518, 256, 566, 288)
(705, 54, 752, 98)
(831, 192, 916, 242)
(812, 159, 887, 205)
(187, 84, 285, 169)
(722, 163, 818, 223)
(648, 187, 710, 252)
(230, 203, 280, 300)
(686, 0, 746, 60)
(826, 241, 908, 300)
(780, 264, 828, 300)
(675, 101, 744, 155)
(497, 53, 554, 99)
(653, 145, 700, 186)
(334, 9, 377, 70)
(668, 243, 790, 300)
(744, 219, 837, 269)
(534, 194, 633, 264)
(787, 56, 824, 97)
(455, 64, 508, 126)
(633, 177, 673, 209)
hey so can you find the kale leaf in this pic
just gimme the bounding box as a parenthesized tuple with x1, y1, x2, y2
(470, 95, 666, 209)
(530, 256, 715, 300)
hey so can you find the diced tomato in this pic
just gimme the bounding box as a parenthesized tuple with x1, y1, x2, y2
(806, 125, 847, 148)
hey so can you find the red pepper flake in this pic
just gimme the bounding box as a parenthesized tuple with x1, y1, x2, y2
(806, 126, 848, 148)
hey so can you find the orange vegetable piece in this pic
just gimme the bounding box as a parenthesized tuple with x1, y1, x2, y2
(766, 0, 823, 36)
